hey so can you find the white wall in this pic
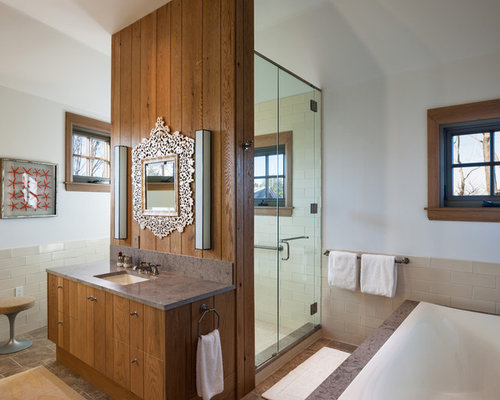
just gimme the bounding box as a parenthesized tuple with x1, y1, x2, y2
(324, 51, 500, 264)
(0, 85, 110, 249)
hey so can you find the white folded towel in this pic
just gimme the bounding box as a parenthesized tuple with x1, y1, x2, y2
(196, 329, 224, 400)
(360, 254, 397, 297)
(328, 251, 358, 291)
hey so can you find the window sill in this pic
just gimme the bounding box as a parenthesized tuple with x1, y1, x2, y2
(255, 206, 293, 217)
(65, 182, 111, 193)
(426, 207, 500, 222)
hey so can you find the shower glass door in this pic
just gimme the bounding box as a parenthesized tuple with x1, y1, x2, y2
(254, 53, 321, 367)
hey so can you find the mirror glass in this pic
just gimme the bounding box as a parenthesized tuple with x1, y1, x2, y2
(142, 155, 178, 215)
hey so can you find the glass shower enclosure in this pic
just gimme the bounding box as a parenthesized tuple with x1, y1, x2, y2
(254, 53, 322, 367)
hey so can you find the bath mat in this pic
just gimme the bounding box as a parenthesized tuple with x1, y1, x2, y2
(262, 347, 350, 400)
(0, 366, 85, 400)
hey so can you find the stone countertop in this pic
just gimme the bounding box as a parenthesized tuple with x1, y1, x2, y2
(46, 261, 235, 311)
(307, 300, 419, 400)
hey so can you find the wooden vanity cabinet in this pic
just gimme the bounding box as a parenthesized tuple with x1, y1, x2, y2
(47, 273, 235, 400)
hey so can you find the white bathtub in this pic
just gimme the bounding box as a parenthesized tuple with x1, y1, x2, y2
(338, 302, 500, 400)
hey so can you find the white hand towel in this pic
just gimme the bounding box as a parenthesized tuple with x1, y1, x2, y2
(360, 254, 397, 297)
(196, 329, 224, 400)
(328, 251, 358, 291)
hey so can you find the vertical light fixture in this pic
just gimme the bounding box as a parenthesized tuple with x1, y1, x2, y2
(195, 130, 211, 250)
(114, 145, 128, 240)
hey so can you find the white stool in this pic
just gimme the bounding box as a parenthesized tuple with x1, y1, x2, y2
(0, 296, 35, 354)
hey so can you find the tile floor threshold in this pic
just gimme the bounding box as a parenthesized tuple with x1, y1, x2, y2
(0, 327, 110, 399)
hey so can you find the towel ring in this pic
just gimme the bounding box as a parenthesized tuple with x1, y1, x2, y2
(198, 304, 221, 338)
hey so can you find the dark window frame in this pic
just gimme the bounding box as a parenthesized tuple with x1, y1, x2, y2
(442, 119, 500, 207)
(254, 144, 286, 207)
(65, 112, 111, 192)
(254, 131, 293, 216)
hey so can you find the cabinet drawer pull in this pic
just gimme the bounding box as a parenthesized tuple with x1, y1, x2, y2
(87, 296, 97, 302)
(57, 321, 63, 325)
(130, 311, 138, 317)
(130, 358, 138, 364)
(57, 285, 63, 289)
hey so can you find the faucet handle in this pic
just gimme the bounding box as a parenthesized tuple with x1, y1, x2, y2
(151, 264, 160, 275)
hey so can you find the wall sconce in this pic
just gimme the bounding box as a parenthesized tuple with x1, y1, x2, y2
(195, 130, 211, 250)
(114, 145, 128, 240)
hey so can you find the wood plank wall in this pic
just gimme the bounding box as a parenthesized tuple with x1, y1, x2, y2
(110, 0, 254, 397)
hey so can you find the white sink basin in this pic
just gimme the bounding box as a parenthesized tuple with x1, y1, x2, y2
(94, 271, 149, 285)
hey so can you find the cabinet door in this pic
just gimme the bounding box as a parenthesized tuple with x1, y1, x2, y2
(144, 305, 165, 360)
(113, 339, 130, 391)
(69, 282, 90, 364)
(113, 295, 130, 344)
(85, 286, 95, 367)
(144, 354, 165, 400)
(58, 278, 71, 351)
(130, 348, 144, 398)
(47, 274, 58, 343)
(93, 287, 107, 375)
(129, 300, 144, 351)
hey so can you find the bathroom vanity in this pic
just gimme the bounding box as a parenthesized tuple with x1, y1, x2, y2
(47, 261, 236, 400)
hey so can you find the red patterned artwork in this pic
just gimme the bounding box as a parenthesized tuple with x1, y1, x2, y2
(1, 159, 57, 218)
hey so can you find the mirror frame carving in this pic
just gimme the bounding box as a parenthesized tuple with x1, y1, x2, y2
(132, 117, 194, 238)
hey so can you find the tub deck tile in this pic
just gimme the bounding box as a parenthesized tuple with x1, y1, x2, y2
(307, 300, 419, 400)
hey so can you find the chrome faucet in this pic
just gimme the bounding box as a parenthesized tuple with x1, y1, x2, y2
(133, 261, 160, 275)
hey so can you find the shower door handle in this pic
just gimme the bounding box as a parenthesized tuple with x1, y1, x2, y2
(281, 241, 290, 261)
(279, 236, 309, 261)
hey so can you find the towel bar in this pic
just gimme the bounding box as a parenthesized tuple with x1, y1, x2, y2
(323, 250, 410, 264)
(198, 304, 221, 338)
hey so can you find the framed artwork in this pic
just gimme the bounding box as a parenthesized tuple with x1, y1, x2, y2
(1, 158, 57, 218)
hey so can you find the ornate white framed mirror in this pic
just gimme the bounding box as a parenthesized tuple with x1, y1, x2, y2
(132, 117, 194, 238)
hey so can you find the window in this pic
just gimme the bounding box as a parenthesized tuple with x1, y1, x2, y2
(443, 122, 500, 207)
(65, 112, 111, 192)
(427, 99, 500, 222)
(254, 145, 285, 207)
(254, 131, 293, 216)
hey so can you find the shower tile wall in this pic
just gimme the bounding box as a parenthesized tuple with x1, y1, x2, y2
(254, 92, 321, 334)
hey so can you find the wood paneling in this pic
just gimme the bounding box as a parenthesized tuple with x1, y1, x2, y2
(203, 0, 222, 260)
(237, 0, 255, 394)
(111, 0, 254, 395)
(110, 0, 250, 261)
(139, 11, 158, 251)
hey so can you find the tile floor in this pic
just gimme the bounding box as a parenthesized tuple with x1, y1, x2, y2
(0, 327, 355, 400)
(0, 327, 109, 400)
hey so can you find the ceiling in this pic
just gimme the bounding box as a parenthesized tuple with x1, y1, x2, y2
(255, 0, 500, 90)
(0, 0, 169, 55)
(0, 0, 168, 119)
(1, 0, 500, 117)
